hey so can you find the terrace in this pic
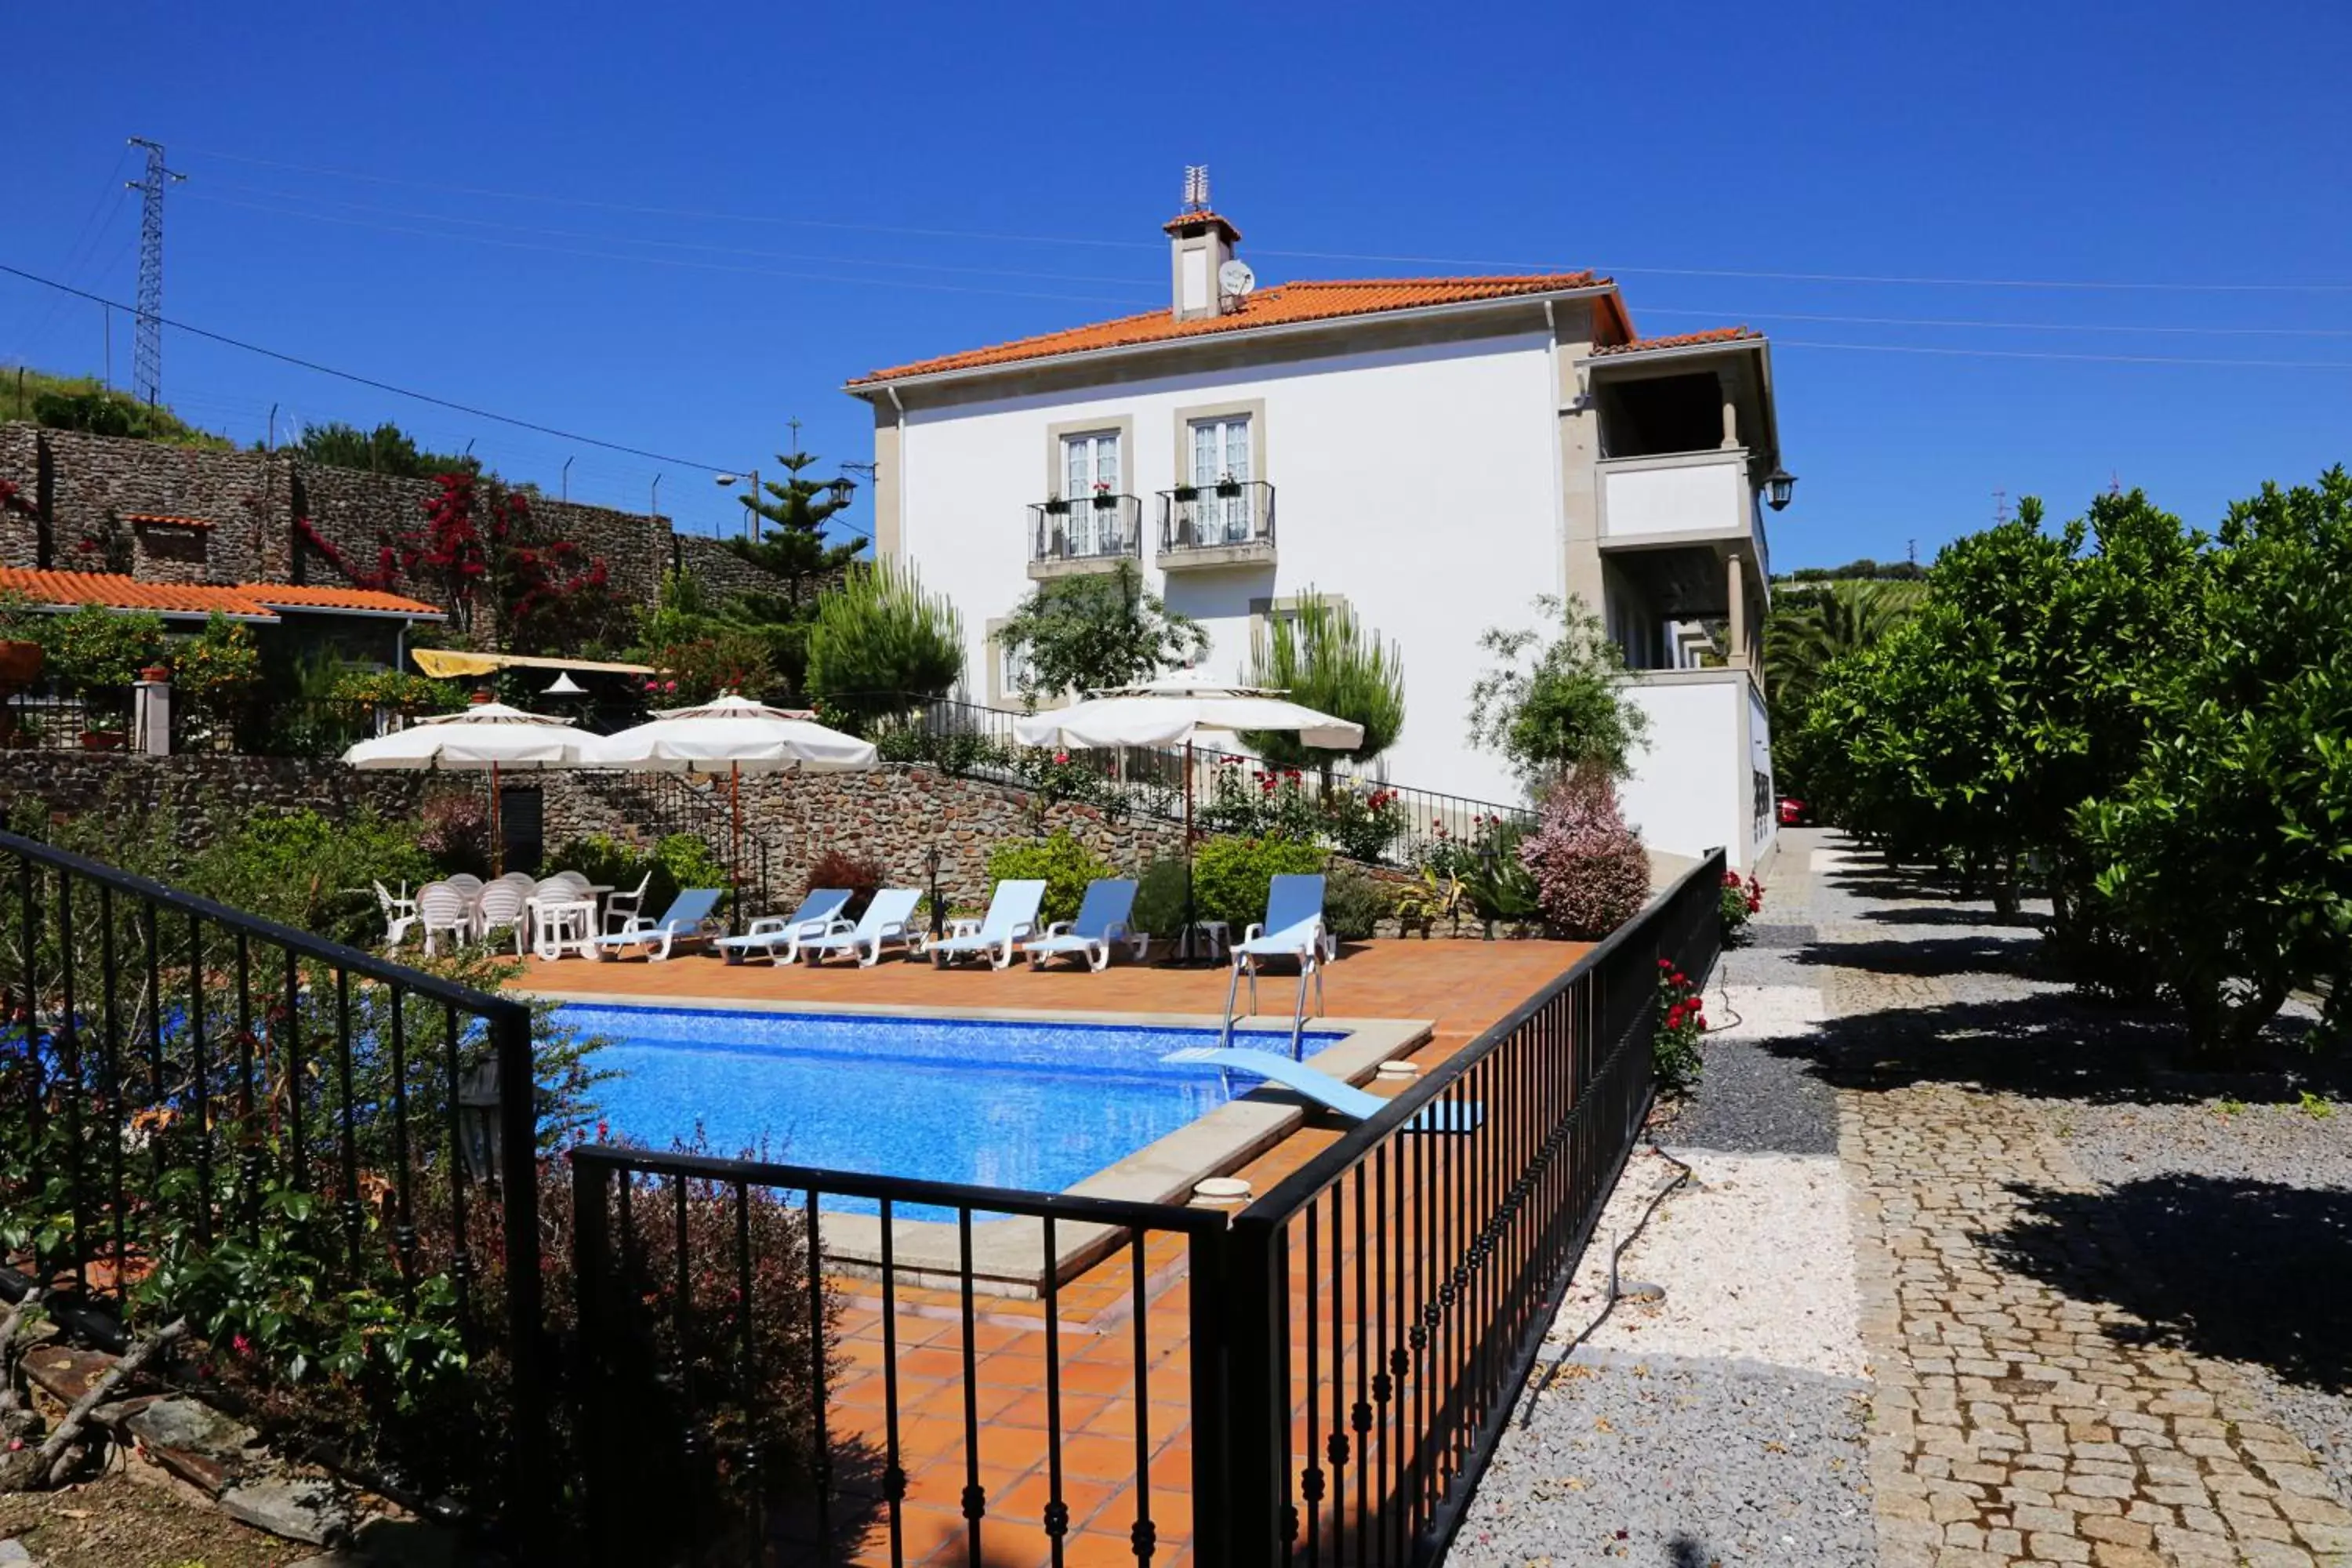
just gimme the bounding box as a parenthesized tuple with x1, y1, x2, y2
(0, 812, 1717, 1566)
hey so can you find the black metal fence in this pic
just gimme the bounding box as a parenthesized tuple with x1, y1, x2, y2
(1158, 479, 1276, 554)
(2, 694, 122, 752)
(1222, 847, 1723, 1562)
(558, 849, 1726, 1565)
(869, 694, 1536, 869)
(1029, 495, 1144, 565)
(0, 826, 548, 1534)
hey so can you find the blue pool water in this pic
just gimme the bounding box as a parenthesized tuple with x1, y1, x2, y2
(564, 1004, 1345, 1207)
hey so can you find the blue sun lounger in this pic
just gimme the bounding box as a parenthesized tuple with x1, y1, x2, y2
(715, 888, 852, 965)
(1160, 1046, 1481, 1133)
(590, 887, 724, 962)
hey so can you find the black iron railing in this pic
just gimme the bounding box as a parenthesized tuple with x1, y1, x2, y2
(1029, 495, 1143, 566)
(0, 826, 548, 1533)
(1224, 848, 1722, 1561)
(866, 693, 1534, 869)
(1160, 479, 1275, 556)
(1, 694, 122, 753)
(568, 1148, 1232, 1564)
(630, 772, 775, 928)
(557, 850, 1725, 1564)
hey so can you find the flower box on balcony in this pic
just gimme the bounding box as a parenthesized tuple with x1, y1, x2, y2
(1214, 479, 1243, 499)
(1091, 492, 1118, 510)
(1171, 484, 1200, 503)
(1043, 498, 1071, 516)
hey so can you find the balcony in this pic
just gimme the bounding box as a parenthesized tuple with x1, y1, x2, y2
(1156, 480, 1276, 571)
(1027, 495, 1142, 580)
(1596, 449, 1767, 575)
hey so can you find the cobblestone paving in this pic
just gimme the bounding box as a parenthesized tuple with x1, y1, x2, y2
(1791, 833, 2352, 1568)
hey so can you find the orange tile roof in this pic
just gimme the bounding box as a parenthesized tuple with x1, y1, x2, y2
(849, 272, 1611, 385)
(0, 567, 441, 620)
(238, 583, 446, 616)
(1590, 326, 1759, 357)
(122, 513, 216, 530)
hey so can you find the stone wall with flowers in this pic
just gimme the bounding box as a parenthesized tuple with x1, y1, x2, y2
(0, 423, 796, 628)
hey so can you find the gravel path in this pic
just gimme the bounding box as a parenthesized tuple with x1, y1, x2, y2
(1456, 855, 1871, 1566)
(1451, 1355, 1875, 1568)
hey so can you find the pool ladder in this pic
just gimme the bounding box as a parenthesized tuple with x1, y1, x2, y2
(1219, 946, 1326, 1062)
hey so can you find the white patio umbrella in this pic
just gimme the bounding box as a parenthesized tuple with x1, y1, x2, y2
(342, 699, 599, 875)
(585, 694, 878, 921)
(1014, 675, 1365, 958)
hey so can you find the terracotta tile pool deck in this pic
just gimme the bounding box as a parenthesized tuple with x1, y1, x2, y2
(523, 938, 1592, 1565)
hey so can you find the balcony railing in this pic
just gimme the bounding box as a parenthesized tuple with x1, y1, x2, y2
(1028, 494, 1142, 571)
(1159, 479, 1276, 564)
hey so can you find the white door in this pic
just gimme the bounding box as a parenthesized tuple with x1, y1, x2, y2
(1062, 431, 1122, 557)
(1189, 416, 1251, 543)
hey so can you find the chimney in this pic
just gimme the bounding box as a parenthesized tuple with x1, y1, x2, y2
(1166, 165, 1241, 322)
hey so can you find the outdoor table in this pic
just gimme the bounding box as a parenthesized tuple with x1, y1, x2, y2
(528, 895, 599, 960)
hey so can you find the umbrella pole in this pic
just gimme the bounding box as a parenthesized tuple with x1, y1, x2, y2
(1182, 740, 1197, 963)
(489, 760, 502, 877)
(730, 762, 742, 934)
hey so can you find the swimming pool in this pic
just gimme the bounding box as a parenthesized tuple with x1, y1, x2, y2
(563, 1003, 1347, 1207)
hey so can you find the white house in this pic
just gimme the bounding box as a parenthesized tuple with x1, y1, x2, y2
(843, 192, 1791, 873)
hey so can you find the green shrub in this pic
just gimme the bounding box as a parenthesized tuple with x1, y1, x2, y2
(1323, 862, 1390, 942)
(804, 557, 964, 725)
(985, 829, 1115, 924)
(1132, 857, 1192, 938)
(1192, 833, 1327, 931)
(654, 833, 731, 904)
(183, 808, 435, 946)
(41, 603, 165, 705)
(549, 833, 652, 899)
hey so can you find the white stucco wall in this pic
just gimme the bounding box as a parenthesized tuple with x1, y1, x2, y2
(1598, 453, 1746, 539)
(1617, 676, 1744, 868)
(892, 332, 1560, 804)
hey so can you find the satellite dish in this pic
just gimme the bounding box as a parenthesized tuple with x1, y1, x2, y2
(1218, 259, 1257, 297)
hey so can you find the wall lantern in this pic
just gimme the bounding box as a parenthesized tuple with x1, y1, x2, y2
(1766, 467, 1798, 512)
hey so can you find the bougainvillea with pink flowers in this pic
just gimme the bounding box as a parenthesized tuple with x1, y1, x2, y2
(1517, 774, 1650, 938)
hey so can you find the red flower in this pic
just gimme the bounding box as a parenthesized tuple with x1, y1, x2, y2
(1054, 750, 1070, 765)
(1658, 957, 1672, 969)
(663, 680, 678, 693)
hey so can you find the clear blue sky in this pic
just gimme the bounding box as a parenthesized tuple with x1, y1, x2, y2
(6, 0, 2348, 567)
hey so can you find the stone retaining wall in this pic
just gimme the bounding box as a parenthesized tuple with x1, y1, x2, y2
(0, 423, 797, 628)
(0, 750, 434, 856)
(542, 765, 1189, 909)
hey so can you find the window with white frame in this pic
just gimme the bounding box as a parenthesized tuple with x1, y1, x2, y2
(999, 633, 1033, 702)
(1188, 415, 1252, 543)
(1060, 430, 1123, 557)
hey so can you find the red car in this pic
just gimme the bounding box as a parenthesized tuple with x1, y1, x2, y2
(1778, 797, 1809, 826)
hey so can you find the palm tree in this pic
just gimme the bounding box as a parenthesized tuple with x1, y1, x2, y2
(1765, 579, 1923, 800)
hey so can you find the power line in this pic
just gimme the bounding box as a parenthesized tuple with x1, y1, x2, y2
(178, 147, 2352, 296)
(1772, 338, 2352, 370)
(0, 260, 880, 535)
(180, 192, 1155, 309)
(1639, 305, 2352, 341)
(198, 181, 1161, 289)
(181, 147, 1163, 251)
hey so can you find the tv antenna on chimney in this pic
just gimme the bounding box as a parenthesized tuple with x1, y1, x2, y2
(1183, 165, 1210, 210)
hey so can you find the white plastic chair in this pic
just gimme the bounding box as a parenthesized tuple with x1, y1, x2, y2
(417, 882, 474, 956)
(547, 870, 593, 895)
(445, 873, 485, 902)
(602, 869, 653, 935)
(475, 880, 530, 956)
(373, 880, 419, 952)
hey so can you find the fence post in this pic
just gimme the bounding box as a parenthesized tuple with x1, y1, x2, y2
(492, 1002, 550, 1559)
(1223, 1213, 1288, 1568)
(1186, 1224, 1234, 1568)
(569, 1151, 615, 1548)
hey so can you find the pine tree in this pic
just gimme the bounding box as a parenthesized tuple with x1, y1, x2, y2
(727, 447, 869, 608)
